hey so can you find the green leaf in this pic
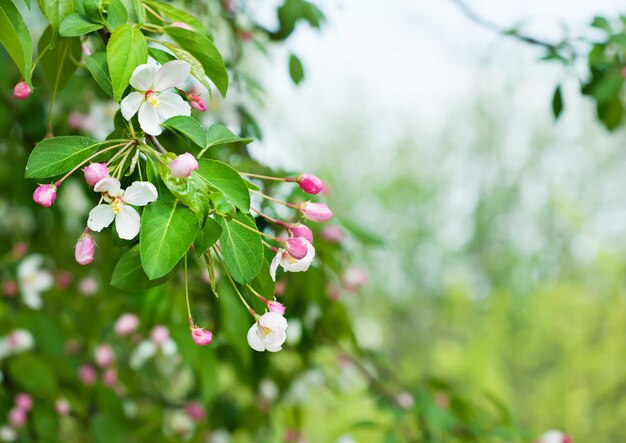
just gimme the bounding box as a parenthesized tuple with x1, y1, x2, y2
(289, 53, 305, 84)
(164, 26, 228, 96)
(107, 24, 148, 102)
(38, 0, 74, 34)
(217, 212, 263, 284)
(85, 51, 114, 97)
(60, 13, 103, 36)
(196, 159, 251, 213)
(140, 201, 200, 279)
(25, 136, 99, 178)
(194, 216, 222, 256)
(148, 47, 175, 65)
(106, 0, 128, 30)
(132, 0, 144, 24)
(160, 42, 212, 93)
(162, 116, 207, 149)
(203, 124, 252, 153)
(0, 0, 33, 85)
(552, 84, 563, 120)
(111, 246, 176, 291)
(7, 354, 58, 396)
(39, 27, 82, 91)
(158, 156, 209, 214)
(250, 259, 275, 297)
(146, 0, 213, 39)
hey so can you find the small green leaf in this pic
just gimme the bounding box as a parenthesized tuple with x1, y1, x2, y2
(0, 0, 33, 85)
(196, 159, 250, 212)
(59, 13, 103, 36)
(106, 0, 128, 30)
(164, 26, 228, 96)
(111, 246, 175, 291)
(552, 84, 563, 120)
(140, 201, 200, 279)
(25, 136, 99, 178)
(39, 27, 82, 91)
(203, 124, 252, 153)
(133, 0, 145, 24)
(289, 53, 305, 84)
(195, 217, 222, 256)
(146, 0, 213, 39)
(162, 116, 207, 149)
(85, 51, 114, 97)
(37, 0, 74, 34)
(148, 47, 175, 65)
(107, 24, 148, 102)
(217, 212, 263, 284)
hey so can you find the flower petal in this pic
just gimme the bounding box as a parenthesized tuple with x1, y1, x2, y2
(259, 312, 288, 330)
(154, 60, 191, 91)
(120, 92, 145, 121)
(247, 323, 265, 352)
(115, 205, 141, 240)
(17, 255, 43, 280)
(22, 291, 42, 310)
(281, 239, 315, 273)
(270, 251, 281, 281)
(87, 205, 115, 232)
(94, 177, 121, 195)
(138, 102, 163, 135)
(129, 64, 156, 91)
(157, 92, 191, 120)
(123, 181, 158, 206)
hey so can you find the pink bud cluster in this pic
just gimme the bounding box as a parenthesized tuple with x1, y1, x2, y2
(78, 343, 118, 388)
(8, 393, 33, 428)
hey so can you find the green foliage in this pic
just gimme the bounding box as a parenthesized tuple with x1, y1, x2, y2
(111, 246, 174, 291)
(217, 212, 263, 284)
(38, 27, 82, 91)
(0, 0, 33, 85)
(106, 24, 147, 102)
(194, 217, 222, 256)
(25, 136, 99, 178)
(84, 51, 114, 97)
(59, 13, 104, 36)
(162, 115, 207, 150)
(289, 53, 305, 85)
(196, 159, 251, 212)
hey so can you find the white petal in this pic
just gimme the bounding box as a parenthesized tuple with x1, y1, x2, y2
(87, 205, 115, 232)
(247, 324, 265, 352)
(29, 270, 53, 293)
(115, 205, 141, 240)
(17, 255, 43, 280)
(259, 312, 288, 330)
(129, 64, 156, 91)
(270, 252, 281, 281)
(120, 92, 145, 120)
(22, 291, 42, 310)
(94, 177, 121, 195)
(123, 181, 158, 206)
(138, 102, 163, 135)
(154, 60, 191, 91)
(157, 92, 191, 120)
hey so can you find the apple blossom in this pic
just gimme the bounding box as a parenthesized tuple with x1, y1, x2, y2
(83, 162, 109, 186)
(185, 402, 206, 422)
(32, 184, 57, 207)
(299, 202, 333, 222)
(75, 232, 95, 265)
(285, 237, 308, 259)
(343, 266, 370, 292)
(270, 238, 315, 281)
(17, 255, 53, 309)
(267, 301, 286, 315)
(395, 392, 415, 409)
(114, 313, 140, 336)
(0, 426, 16, 442)
(247, 311, 288, 352)
(102, 368, 118, 387)
(78, 276, 99, 296)
(120, 61, 191, 135)
(94, 344, 115, 367)
(538, 430, 573, 443)
(14, 393, 33, 411)
(191, 327, 213, 346)
(8, 408, 26, 428)
(87, 178, 157, 240)
(55, 399, 70, 416)
(150, 325, 170, 345)
(78, 364, 97, 385)
(188, 93, 207, 112)
(13, 81, 31, 100)
(296, 173, 323, 194)
(6, 330, 34, 353)
(169, 153, 198, 178)
(288, 223, 313, 243)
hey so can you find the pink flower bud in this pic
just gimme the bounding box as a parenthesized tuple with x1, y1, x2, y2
(8, 407, 26, 427)
(78, 364, 97, 385)
(102, 368, 118, 387)
(12, 242, 28, 258)
(327, 284, 341, 301)
(55, 399, 70, 416)
(238, 29, 254, 41)
(56, 271, 73, 290)
(94, 344, 115, 367)
(169, 153, 198, 178)
(286, 237, 308, 259)
(191, 327, 213, 346)
(33, 184, 57, 207)
(563, 436, 574, 443)
(299, 202, 333, 222)
(297, 174, 323, 194)
(275, 281, 286, 296)
(114, 313, 139, 336)
(185, 402, 206, 422)
(189, 93, 207, 112)
(171, 21, 193, 30)
(13, 81, 31, 100)
(3, 281, 18, 297)
(395, 392, 415, 409)
(83, 162, 109, 186)
(289, 224, 313, 243)
(321, 225, 344, 243)
(150, 325, 169, 345)
(267, 301, 286, 315)
(75, 233, 95, 265)
(343, 266, 369, 292)
(78, 276, 98, 296)
(15, 393, 33, 411)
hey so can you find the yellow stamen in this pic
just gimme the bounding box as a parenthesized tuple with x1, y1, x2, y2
(111, 198, 123, 214)
(146, 91, 160, 108)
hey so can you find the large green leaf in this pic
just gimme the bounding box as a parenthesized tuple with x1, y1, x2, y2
(37, 0, 74, 34)
(140, 201, 199, 279)
(146, 0, 212, 39)
(194, 216, 222, 256)
(0, 0, 33, 85)
(196, 159, 250, 213)
(25, 136, 99, 178)
(59, 13, 103, 36)
(217, 212, 263, 284)
(111, 246, 175, 291)
(85, 51, 113, 97)
(162, 116, 207, 149)
(163, 43, 213, 93)
(164, 26, 228, 96)
(202, 124, 252, 154)
(39, 27, 82, 91)
(107, 24, 147, 102)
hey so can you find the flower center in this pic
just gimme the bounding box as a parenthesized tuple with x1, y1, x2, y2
(145, 90, 160, 108)
(111, 197, 123, 214)
(259, 324, 272, 336)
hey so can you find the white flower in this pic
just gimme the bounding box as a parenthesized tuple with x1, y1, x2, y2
(87, 178, 157, 240)
(17, 255, 53, 309)
(540, 430, 570, 443)
(247, 312, 288, 352)
(0, 329, 35, 360)
(269, 238, 315, 281)
(120, 60, 191, 135)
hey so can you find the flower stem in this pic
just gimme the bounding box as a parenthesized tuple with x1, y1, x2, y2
(217, 213, 280, 242)
(250, 189, 294, 208)
(239, 172, 285, 182)
(184, 254, 193, 326)
(213, 246, 257, 318)
(148, 134, 167, 154)
(251, 207, 288, 226)
(58, 141, 129, 184)
(246, 284, 269, 303)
